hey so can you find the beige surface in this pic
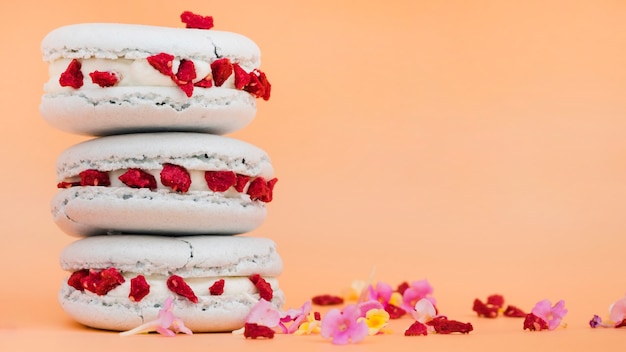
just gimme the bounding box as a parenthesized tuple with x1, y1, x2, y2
(1, 0, 625, 350)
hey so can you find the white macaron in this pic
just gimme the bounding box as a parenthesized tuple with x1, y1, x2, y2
(52, 132, 277, 237)
(58, 234, 284, 332)
(40, 21, 271, 135)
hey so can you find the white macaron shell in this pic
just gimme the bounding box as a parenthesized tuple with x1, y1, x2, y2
(41, 24, 261, 69)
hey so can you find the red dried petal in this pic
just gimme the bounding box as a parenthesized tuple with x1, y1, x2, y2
(59, 59, 83, 89)
(256, 70, 271, 101)
(204, 171, 237, 192)
(79, 169, 111, 186)
(404, 321, 428, 336)
(249, 274, 273, 301)
(129, 275, 150, 302)
(312, 294, 344, 306)
(385, 303, 407, 319)
(210, 58, 233, 87)
(243, 71, 264, 98)
(503, 305, 527, 318)
(166, 275, 198, 303)
(180, 11, 214, 30)
(194, 77, 213, 88)
(314, 312, 322, 321)
(233, 63, 250, 89)
(247, 177, 278, 203)
(147, 53, 175, 77)
(523, 313, 549, 331)
(615, 319, 626, 328)
(81, 268, 125, 296)
(209, 279, 225, 296)
(243, 69, 271, 100)
(426, 316, 473, 334)
(175, 59, 197, 97)
(244, 323, 275, 339)
(89, 70, 119, 87)
(119, 169, 157, 189)
(67, 269, 89, 291)
(234, 174, 251, 192)
(57, 181, 80, 188)
(487, 294, 505, 309)
(160, 164, 191, 193)
(397, 282, 410, 295)
(472, 298, 499, 318)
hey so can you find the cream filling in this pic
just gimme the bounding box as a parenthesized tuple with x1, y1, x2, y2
(44, 58, 239, 93)
(62, 169, 259, 195)
(89, 274, 280, 301)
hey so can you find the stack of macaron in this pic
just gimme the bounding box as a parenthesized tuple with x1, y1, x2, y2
(40, 12, 283, 332)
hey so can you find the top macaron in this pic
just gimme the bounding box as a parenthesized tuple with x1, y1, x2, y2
(40, 12, 271, 136)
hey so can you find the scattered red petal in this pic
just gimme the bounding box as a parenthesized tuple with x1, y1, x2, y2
(204, 171, 237, 192)
(209, 279, 225, 296)
(80, 268, 126, 296)
(67, 269, 89, 291)
(487, 294, 505, 309)
(233, 63, 251, 89)
(397, 282, 410, 295)
(503, 305, 527, 318)
(160, 164, 191, 193)
(79, 169, 111, 186)
(523, 313, 549, 331)
(249, 274, 273, 301)
(615, 319, 626, 328)
(180, 11, 214, 29)
(426, 316, 473, 334)
(385, 304, 407, 319)
(234, 174, 251, 192)
(147, 53, 175, 77)
(129, 275, 150, 302)
(194, 76, 213, 88)
(119, 168, 157, 189)
(404, 321, 429, 336)
(244, 323, 275, 339)
(247, 177, 278, 202)
(59, 59, 83, 89)
(312, 294, 344, 306)
(472, 298, 499, 318)
(89, 70, 119, 87)
(314, 312, 322, 321)
(166, 275, 198, 303)
(210, 58, 233, 87)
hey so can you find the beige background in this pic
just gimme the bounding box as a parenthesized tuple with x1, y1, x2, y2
(1, 0, 625, 350)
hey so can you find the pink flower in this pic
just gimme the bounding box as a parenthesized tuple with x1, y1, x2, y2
(402, 280, 436, 312)
(531, 299, 567, 330)
(119, 297, 192, 337)
(279, 300, 312, 334)
(609, 294, 626, 325)
(367, 281, 394, 305)
(245, 299, 281, 328)
(321, 304, 369, 344)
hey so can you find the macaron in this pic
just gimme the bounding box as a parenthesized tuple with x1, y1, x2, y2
(58, 234, 284, 332)
(40, 21, 271, 136)
(52, 132, 277, 236)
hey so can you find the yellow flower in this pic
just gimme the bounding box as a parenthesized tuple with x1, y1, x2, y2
(358, 308, 390, 335)
(294, 312, 321, 335)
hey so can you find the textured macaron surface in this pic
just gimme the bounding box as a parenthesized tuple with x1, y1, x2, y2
(41, 23, 261, 67)
(60, 235, 283, 277)
(56, 132, 273, 181)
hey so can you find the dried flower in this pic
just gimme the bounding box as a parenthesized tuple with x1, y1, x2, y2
(119, 297, 192, 337)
